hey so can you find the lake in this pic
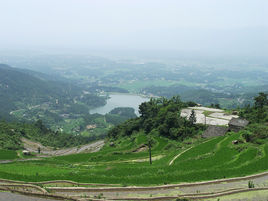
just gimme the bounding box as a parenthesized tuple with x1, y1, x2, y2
(89, 93, 149, 116)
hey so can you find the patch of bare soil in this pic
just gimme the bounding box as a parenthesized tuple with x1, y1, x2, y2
(132, 144, 148, 153)
(22, 138, 105, 156)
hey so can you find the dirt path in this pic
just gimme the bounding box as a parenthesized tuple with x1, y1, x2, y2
(1, 172, 268, 201)
(49, 172, 268, 200)
(169, 138, 216, 166)
(0, 158, 42, 164)
(0, 140, 105, 164)
(168, 147, 192, 166)
(22, 138, 105, 156)
(0, 192, 59, 201)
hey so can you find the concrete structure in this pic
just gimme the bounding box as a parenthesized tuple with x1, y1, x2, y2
(202, 125, 229, 138)
(228, 118, 249, 132)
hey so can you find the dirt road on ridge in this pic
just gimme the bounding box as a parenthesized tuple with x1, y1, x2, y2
(22, 138, 105, 156)
(0, 140, 105, 164)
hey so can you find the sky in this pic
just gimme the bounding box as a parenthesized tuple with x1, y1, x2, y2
(0, 0, 268, 56)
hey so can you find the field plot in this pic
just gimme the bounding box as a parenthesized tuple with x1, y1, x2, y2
(181, 106, 239, 126)
(0, 149, 18, 160)
(0, 132, 267, 200)
(0, 132, 267, 186)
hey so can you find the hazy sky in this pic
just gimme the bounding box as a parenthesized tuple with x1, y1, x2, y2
(1, 0, 268, 56)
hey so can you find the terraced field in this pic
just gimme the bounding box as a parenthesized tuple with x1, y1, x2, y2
(0, 132, 268, 200)
(0, 149, 19, 160)
(0, 132, 267, 186)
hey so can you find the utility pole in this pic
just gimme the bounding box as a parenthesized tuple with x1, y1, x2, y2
(148, 138, 152, 165)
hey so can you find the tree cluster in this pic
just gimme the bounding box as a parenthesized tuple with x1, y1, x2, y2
(239, 92, 268, 123)
(0, 120, 100, 150)
(108, 96, 206, 140)
(239, 93, 268, 144)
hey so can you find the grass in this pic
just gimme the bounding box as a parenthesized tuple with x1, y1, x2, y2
(203, 110, 214, 117)
(0, 149, 19, 160)
(0, 132, 267, 185)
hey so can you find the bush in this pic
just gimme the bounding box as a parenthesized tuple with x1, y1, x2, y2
(248, 180, 254, 188)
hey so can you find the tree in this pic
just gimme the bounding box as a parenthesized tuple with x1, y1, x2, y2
(144, 118, 154, 134)
(215, 103, 221, 109)
(189, 110, 196, 125)
(35, 120, 48, 133)
(108, 96, 205, 141)
(254, 93, 268, 121)
(254, 92, 267, 109)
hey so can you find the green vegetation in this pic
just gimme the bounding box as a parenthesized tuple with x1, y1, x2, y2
(0, 120, 102, 150)
(116, 80, 179, 92)
(248, 180, 255, 188)
(0, 131, 266, 185)
(240, 124, 268, 145)
(0, 149, 18, 160)
(0, 63, 267, 189)
(239, 93, 268, 144)
(3, 55, 268, 111)
(0, 64, 142, 136)
(141, 86, 258, 109)
(105, 107, 137, 125)
(0, 64, 107, 134)
(240, 92, 268, 123)
(0, 95, 266, 185)
(108, 96, 206, 140)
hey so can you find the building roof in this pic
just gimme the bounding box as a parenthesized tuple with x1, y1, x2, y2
(228, 118, 249, 127)
(202, 125, 229, 138)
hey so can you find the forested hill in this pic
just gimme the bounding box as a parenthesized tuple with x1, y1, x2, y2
(0, 64, 106, 123)
(0, 64, 79, 101)
(108, 97, 205, 140)
(141, 85, 268, 109)
(0, 120, 100, 150)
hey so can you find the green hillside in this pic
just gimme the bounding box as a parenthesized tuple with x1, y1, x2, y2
(0, 130, 267, 185)
(0, 120, 101, 151)
(0, 64, 107, 132)
(0, 94, 266, 185)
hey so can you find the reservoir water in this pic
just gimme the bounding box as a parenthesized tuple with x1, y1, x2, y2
(89, 93, 149, 116)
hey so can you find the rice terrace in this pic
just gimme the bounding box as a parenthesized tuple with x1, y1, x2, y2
(0, 100, 268, 200)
